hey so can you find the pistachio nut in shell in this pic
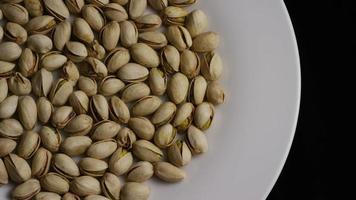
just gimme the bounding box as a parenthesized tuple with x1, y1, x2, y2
(148, 68, 167, 96)
(82, 4, 106, 31)
(73, 17, 95, 43)
(51, 106, 76, 129)
(109, 96, 130, 124)
(35, 192, 61, 200)
(18, 95, 37, 130)
(16, 131, 41, 159)
(166, 25, 192, 51)
(87, 0, 109, 7)
(53, 20, 71, 51)
(126, 161, 154, 183)
(206, 81, 225, 105)
(188, 75, 207, 105)
(154, 161, 185, 182)
(131, 96, 162, 117)
(117, 63, 149, 83)
(40, 172, 70, 194)
(167, 72, 189, 104)
(27, 34, 53, 54)
(185, 9, 208, 37)
(40, 51, 68, 71)
(89, 94, 109, 122)
(69, 90, 89, 114)
(60, 136, 92, 156)
(0, 138, 17, 157)
(90, 120, 121, 141)
(52, 153, 80, 179)
(132, 140, 163, 162)
(64, 41, 88, 63)
(87, 139, 118, 159)
(109, 148, 133, 176)
(100, 21, 120, 51)
(86, 41, 106, 60)
(120, 20, 138, 48)
(26, 15, 56, 34)
(64, 114, 93, 136)
(0, 26, 2, 41)
(105, 47, 130, 73)
(121, 82, 150, 103)
(49, 78, 73, 106)
(79, 157, 108, 177)
(43, 0, 70, 21)
(162, 6, 188, 26)
(36, 97, 53, 124)
(187, 125, 208, 154)
(84, 195, 110, 200)
(160, 45, 180, 74)
(103, 3, 128, 22)
(151, 101, 177, 126)
(172, 102, 194, 131)
(135, 14, 162, 32)
(130, 43, 160, 68)
(31, 147, 52, 178)
(148, 0, 167, 11)
(167, 139, 191, 167)
(138, 31, 167, 49)
(79, 57, 108, 79)
(8, 72, 32, 95)
(180, 49, 200, 79)
(128, 0, 147, 19)
(11, 179, 41, 200)
(78, 76, 98, 96)
(4, 22, 28, 44)
(70, 176, 101, 197)
(101, 172, 121, 200)
(129, 117, 155, 140)
(112, 0, 129, 5)
(168, 0, 196, 7)
(65, 0, 85, 14)
(4, 153, 32, 183)
(62, 60, 80, 85)
(116, 127, 136, 149)
(62, 192, 81, 200)
(18, 48, 39, 78)
(120, 182, 150, 200)
(0, 42, 22, 61)
(193, 102, 214, 131)
(200, 51, 223, 81)
(0, 61, 15, 78)
(0, 118, 24, 140)
(99, 76, 125, 96)
(153, 123, 177, 148)
(191, 32, 220, 52)
(0, 79, 8, 102)
(0, 158, 8, 185)
(39, 126, 62, 152)
(0, 95, 18, 119)
(1, 3, 29, 25)
(24, 0, 44, 17)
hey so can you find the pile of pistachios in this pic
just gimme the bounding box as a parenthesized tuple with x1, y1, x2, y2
(0, 0, 225, 199)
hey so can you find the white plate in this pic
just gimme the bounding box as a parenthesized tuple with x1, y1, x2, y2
(0, 0, 300, 199)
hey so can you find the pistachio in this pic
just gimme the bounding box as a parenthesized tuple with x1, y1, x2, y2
(121, 82, 150, 103)
(0, 42, 22, 61)
(167, 139, 191, 166)
(26, 15, 56, 34)
(43, 0, 70, 21)
(101, 172, 121, 200)
(109, 96, 130, 124)
(64, 41, 88, 63)
(82, 4, 106, 31)
(40, 172, 69, 194)
(4, 153, 31, 183)
(16, 131, 41, 159)
(100, 21, 121, 51)
(90, 120, 121, 141)
(162, 6, 187, 26)
(65, 0, 85, 13)
(35, 192, 61, 200)
(27, 34, 53, 54)
(78, 76, 98, 96)
(31, 69, 53, 97)
(168, 0, 196, 7)
(1, 3, 29, 25)
(79, 157, 108, 177)
(166, 25, 192, 51)
(117, 63, 149, 83)
(87, 0, 109, 7)
(126, 161, 153, 182)
(153, 123, 176, 148)
(18, 48, 39, 77)
(200, 51, 223, 81)
(31, 147, 52, 178)
(73, 17, 95, 43)
(60, 136, 92, 156)
(120, 182, 150, 200)
(180, 49, 200, 79)
(186, 125, 208, 154)
(99, 76, 125, 96)
(129, 117, 155, 140)
(0, 118, 24, 140)
(80, 57, 108, 79)
(172, 102, 194, 131)
(151, 101, 177, 126)
(154, 161, 185, 182)
(52, 153, 80, 179)
(105, 47, 130, 73)
(8, 72, 32, 95)
(148, 0, 167, 11)
(120, 20, 138, 47)
(128, 0, 147, 19)
(63, 192, 81, 200)
(49, 78, 74, 106)
(69, 90, 89, 114)
(40, 51, 68, 71)
(84, 195, 110, 200)
(12, 179, 41, 200)
(112, 0, 129, 5)
(0, 79, 8, 102)
(0, 62, 15, 78)
(185, 9, 208, 37)
(4, 22, 28, 44)
(0, 27, 2, 42)
(116, 127, 136, 149)
(130, 43, 160, 68)
(191, 32, 220, 52)
(109, 148, 133, 176)
(0, 158, 8, 185)
(70, 176, 101, 197)
(52, 20, 71, 51)
(138, 31, 167, 49)
(0, 95, 18, 119)
(87, 139, 117, 159)
(148, 68, 167, 96)
(36, 97, 53, 124)
(64, 114, 93, 136)
(24, 0, 44, 17)
(167, 72, 189, 104)
(135, 14, 162, 32)
(39, 126, 62, 152)
(132, 96, 162, 117)
(193, 102, 214, 130)
(206, 81, 225, 105)
(90, 94, 109, 121)
(132, 140, 163, 162)
(160, 45, 180, 74)
(0, 138, 17, 157)
(17, 96, 37, 130)
(51, 106, 76, 129)
(103, 3, 128, 22)
(87, 40, 107, 60)
(188, 75, 207, 105)
(62, 60, 80, 85)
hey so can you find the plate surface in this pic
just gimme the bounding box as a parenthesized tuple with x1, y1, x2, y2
(0, 0, 300, 199)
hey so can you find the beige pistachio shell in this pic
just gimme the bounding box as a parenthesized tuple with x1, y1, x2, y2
(117, 63, 149, 83)
(0, 118, 24, 140)
(160, 45, 180, 74)
(132, 140, 163, 162)
(27, 34, 53, 54)
(206, 81, 225, 105)
(12, 179, 41, 200)
(64, 114, 93, 136)
(103, 3, 128, 22)
(191, 32, 220, 52)
(37, 97, 53, 124)
(162, 6, 187, 26)
(185, 9, 208, 37)
(51, 106, 76, 129)
(154, 161, 185, 182)
(53, 20, 71, 51)
(0, 61, 15, 78)
(89, 94, 109, 122)
(128, 0, 147, 19)
(16, 131, 41, 159)
(151, 101, 177, 126)
(99, 21, 120, 51)
(135, 14, 162, 32)
(78, 76, 98, 96)
(130, 43, 160, 68)
(0, 95, 18, 119)
(39, 126, 62, 152)
(8, 72, 32, 95)
(121, 82, 150, 103)
(26, 15, 56, 34)
(35, 192, 61, 200)
(17, 96, 37, 130)
(65, 0, 85, 14)
(49, 78, 73, 106)
(87, 139, 118, 159)
(153, 123, 177, 148)
(84, 40, 106, 60)
(87, 0, 109, 7)
(73, 17, 95, 43)
(69, 90, 89, 114)
(0, 138, 17, 157)
(193, 102, 214, 131)
(64, 41, 88, 63)
(52, 153, 80, 179)
(201, 51, 223, 81)
(24, 0, 44, 17)
(109, 148, 133, 176)
(112, 0, 129, 5)
(84, 195, 110, 200)
(138, 31, 167, 49)
(90, 120, 121, 141)
(4, 153, 32, 183)
(0, 42, 22, 61)
(80, 57, 108, 79)
(99, 76, 125, 96)
(167, 72, 189, 104)
(79, 157, 108, 177)
(40, 172, 69, 194)
(148, 0, 167, 11)
(40, 51, 68, 71)
(62, 192, 81, 200)
(148, 68, 167, 96)
(82, 4, 106, 31)
(105, 47, 130, 73)
(63, 60, 80, 85)
(120, 182, 150, 200)
(167, 139, 191, 167)
(188, 75, 207, 105)
(120, 20, 138, 47)
(109, 96, 130, 124)
(180, 49, 200, 79)
(60, 136, 92, 156)
(101, 172, 121, 200)
(116, 127, 136, 149)
(4, 22, 28, 44)
(172, 102, 194, 131)
(70, 176, 102, 197)
(126, 161, 154, 183)
(0, 79, 8, 102)
(168, 0, 196, 7)
(1, 3, 29, 25)
(19, 48, 39, 78)
(166, 25, 192, 51)
(129, 117, 155, 140)
(131, 96, 162, 117)
(43, 0, 70, 21)
(31, 147, 52, 178)
(0, 158, 8, 185)
(186, 125, 208, 154)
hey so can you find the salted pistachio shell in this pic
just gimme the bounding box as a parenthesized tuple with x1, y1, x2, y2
(4, 22, 28, 44)
(172, 102, 194, 131)
(80, 57, 108, 79)
(121, 82, 150, 103)
(187, 125, 208, 154)
(35, 192, 61, 200)
(130, 43, 160, 68)
(120, 20, 138, 48)
(166, 25, 192, 51)
(90, 120, 121, 141)
(0, 138, 17, 157)
(31, 147, 52, 178)
(82, 4, 106, 31)
(65, 0, 84, 13)
(109, 148, 133, 176)
(180, 49, 200, 79)
(117, 63, 149, 83)
(17, 96, 37, 130)
(162, 6, 187, 26)
(168, 0, 196, 7)
(87, 0, 109, 7)
(17, 131, 41, 159)
(167, 72, 189, 104)
(103, 3, 128, 22)
(1, 3, 29, 25)
(99, 76, 125, 96)
(128, 0, 147, 19)
(129, 117, 155, 140)
(73, 17, 95, 43)
(194, 102, 214, 130)
(185, 9, 208, 37)
(151, 101, 176, 126)
(206, 81, 225, 105)
(51, 106, 76, 129)
(126, 161, 153, 182)
(201, 51, 223, 81)
(27, 34, 53, 54)
(39, 126, 62, 152)
(131, 96, 161, 117)
(84, 195, 110, 200)
(160, 45, 180, 74)
(43, 0, 70, 21)
(111, 0, 129, 5)
(0, 62, 15, 78)
(0, 79, 8, 102)
(52, 153, 80, 179)
(0, 95, 18, 119)
(12, 179, 41, 200)
(154, 161, 185, 182)
(167, 139, 191, 166)
(79, 157, 108, 177)
(18, 48, 39, 78)
(138, 31, 167, 49)
(63, 60, 80, 85)
(60, 136, 92, 156)
(64, 41, 88, 63)
(53, 20, 71, 51)
(49, 78, 73, 106)
(101, 172, 121, 200)
(4, 153, 31, 183)
(70, 176, 101, 197)
(24, 0, 44, 17)
(8, 72, 32, 95)
(99, 21, 120, 51)
(87, 139, 118, 159)
(87, 40, 107, 60)
(64, 114, 93, 136)
(31, 69, 53, 97)
(40, 51, 68, 71)
(36, 97, 53, 124)
(90, 94, 109, 122)
(120, 182, 150, 200)
(78, 76, 98, 96)
(148, 68, 167, 96)
(41, 172, 69, 194)
(153, 123, 176, 148)
(0, 42, 22, 61)
(132, 140, 163, 162)
(105, 47, 130, 73)
(62, 192, 81, 200)
(0, 118, 24, 139)
(135, 14, 162, 32)
(109, 96, 130, 124)
(188, 75, 207, 105)
(69, 90, 89, 114)
(26, 15, 56, 34)
(116, 127, 136, 149)
(148, 0, 167, 11)
(192, 32, 220, 52)
(0, 158, 9, 185)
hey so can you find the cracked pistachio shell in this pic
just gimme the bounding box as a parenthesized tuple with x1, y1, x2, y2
(19, 48, 39, 78)
(130, 43, 160, 68)
(201, 51, 223, 81)
(70, 176, 101, 197)
(167, 72, 189, 104)
(180, 49, 200, 79)
(63, 193, 81, 200)
(129, 117, 155, 140)
(126, 161, 153, 182)
(32, 68, 53, 97)
(117, 63, 149, 83)
(0, 62, 15, 78)
(105, 48, 130, 73)
(109, 148, 133, 176)
(0, 158, 8, 185)
(1, 3, 29, 25)
(79, 157, 108, 177)
(206, 81, 225, 105)
(82, 4, 106, 31)
(0, 138, 16, 157)
(12, 179, 41, 200)
(80, 57, 108, 79)
(24, 0, 44, 17)
(69, 90, 89, 114)
(87, 40, 106, 60)
(148, 0, 167, 11)
(99, 76, 125, 96)
(154, 161, 185, 182)
(90, 120, 121, 141)
(194, 102, 214, 130)
(120, 182, 150, 200)
(166, 25, 192, 51)
(148, 68, 167, 96)
(116, 127, 136, 149)
(160, 45, 180, 74)
(52, 153, 80, 179)
(78, 76, 97, 96)
(90, 94, 109, 121)
(27, 34, 53, 54)
(121, 82, 150, 102)
(40, 51, 68, 71)
(87, 0, 109, 7)
(162, 6, 187, 26)
(153, 123, 176, 148)
(35, 192, 61, 200)
(36, 97, 53, 124)
(185, 9, 208, 37)
(120, 20, 138, 47)
(60, 136, 92, 156)
(8, 72, 32, 95)
(40, 172, 69, 194)
(100, 21, 120, 51)
(0, 79, 8, 102)
(187, 125, 208, 154)
(17, 96, 37, 130)
(167, 139, 191, 167)
(43, 0, 70, 21)
(188, 75, 207, 105)
(87, 139, 118, 159)
(138, 31, 167, 49)
(4, 153, 31, 183)
(16, 131, 41, 159)
(192, 32, 220, 52)
(101, 172, 121, 200)
(39, 126, 62, 152)
(4, 22, 28, 44)
(0, 42, 22, 61)
(51, 106, 76, 129)
(64, 41, 88, 63)
(168, 0, 196, 7)
(109, 96, 130, 124)
(49, 78, 73, 106)
(63, 60, 80, 85)
(103, 3, 128, 22)
(26, 15, 56, 34)
(73, 17, 95, 43)
(65, 0, 85, 14)
(0, 95, 18, 119)
(31, 147, 52, 178)
(131, 96, 162, 117)
(64, 114, 93, 136)
(132, 140, 163, 162)
(0, 118, 23, 139)
(172, 102, 194, 131)
(135, 14, 162, 32)
(128, 0, 147, 19)
(53, 20, 71, 51)
(151, 102, 176, 126)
